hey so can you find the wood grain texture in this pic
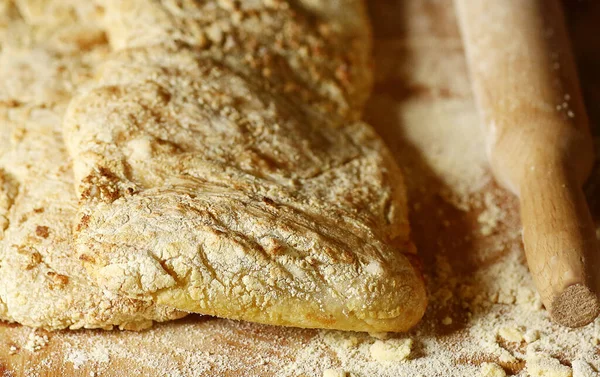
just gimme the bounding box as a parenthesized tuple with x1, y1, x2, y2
(1, 0, 600, 375)
(455, 0, 600, 327)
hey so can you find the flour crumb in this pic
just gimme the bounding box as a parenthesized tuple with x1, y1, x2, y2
(323, 368, 348, 377)
(24, 330, 49, 352)
(498, 348, 517, 364)
(480, 362, 506, 377)
(369, 338, 412, 362)
(526, 354, 572, 377)
(477, 192, 502, 235)
(523, 329, 540, 343)
(442, 316, 453, 325)
(9, 345, 18, 355)
(497, 326, 524, 343)
(572, 360, 595, 377)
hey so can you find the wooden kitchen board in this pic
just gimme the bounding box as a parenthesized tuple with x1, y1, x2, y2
(2, 1, 600, 376)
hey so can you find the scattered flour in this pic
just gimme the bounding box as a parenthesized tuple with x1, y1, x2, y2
(66, 344, 110, 370)
(572, 360, 597, 377)
(524, 329, 541, 343)
(23, 330, 49, 352)
(66, 349, 89, 370)
(398, 99, 491, 211)
(478, 192, 504, 235)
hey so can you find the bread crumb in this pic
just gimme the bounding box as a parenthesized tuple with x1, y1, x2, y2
(523, 329, 540, 343)
(497, 349, 517, 364)
(526, 354, 572, 377)
(442, 316, 453, 325)
(9, 345, 18, 355)
(323, 368, 348, 377)
(369, 339, 412, 362)
(498, 326, 524, 343)
(480, 362, 506, 377)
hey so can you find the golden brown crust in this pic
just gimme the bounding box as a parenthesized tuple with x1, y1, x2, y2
(63, 0, 427, 332)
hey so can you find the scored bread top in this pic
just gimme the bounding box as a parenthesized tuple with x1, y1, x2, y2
(64, 0, 426, 332)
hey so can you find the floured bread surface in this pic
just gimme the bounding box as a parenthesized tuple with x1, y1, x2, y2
(65, 0, 427, 332)
(0, 0, 185, 330)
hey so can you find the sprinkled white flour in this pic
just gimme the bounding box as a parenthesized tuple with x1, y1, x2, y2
(65, 345, 109, 370)
(23, 330, 49, 353)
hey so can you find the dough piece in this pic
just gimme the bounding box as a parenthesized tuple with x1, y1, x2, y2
(323, 369, 348, 377)
(0, 0, 185, 330)
(369, 339, 413, 362)
(497, 326, 524, 343)
(64, 0, 427, 332)
(480, 363, 506, 377)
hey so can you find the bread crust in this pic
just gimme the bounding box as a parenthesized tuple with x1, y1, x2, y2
(0, 0, 427, 332)
(64, 0, 427, 332)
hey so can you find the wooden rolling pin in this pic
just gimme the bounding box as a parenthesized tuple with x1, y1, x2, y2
(455, 0, 600, 327)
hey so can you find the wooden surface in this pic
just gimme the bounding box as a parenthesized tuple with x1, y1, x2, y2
(2, 0, 600, 376)
(455, 0, 599, 327)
